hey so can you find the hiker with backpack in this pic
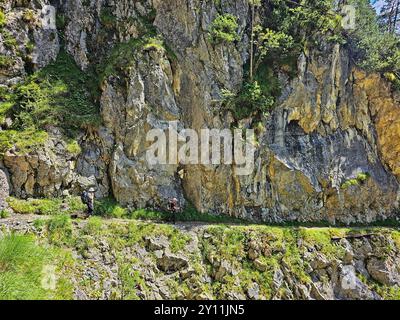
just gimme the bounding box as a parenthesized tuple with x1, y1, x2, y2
(81, 187, 96, 217)
(167, 198, 180, 224)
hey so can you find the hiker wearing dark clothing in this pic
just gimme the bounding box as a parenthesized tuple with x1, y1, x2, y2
(81, 187, 96, 217)
(168, 198, 180, 224)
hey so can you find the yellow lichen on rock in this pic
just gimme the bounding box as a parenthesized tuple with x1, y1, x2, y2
(354, 70, 400, 177)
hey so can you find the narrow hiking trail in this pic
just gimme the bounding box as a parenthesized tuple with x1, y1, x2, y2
(1, 211, 398, 233)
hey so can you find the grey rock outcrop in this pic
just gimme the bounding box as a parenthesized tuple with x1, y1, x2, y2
(0, 167, 10, 210)
(0, 0, 59, 86)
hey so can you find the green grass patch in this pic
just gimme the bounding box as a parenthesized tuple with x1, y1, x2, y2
(94, 197, 129, 218)
(99, 7, 117, 29)
(7, 197, 85, 216)
(0, 54, 13, 68)
(46, 214, 73, 246)
(0, 129, 48, 155)
(83, 216, 104, 235)
(0, 210, 9, 219)
(2, 31, 17, 49)
(94, 198, 245, 224)
(201, 226, 347, 298)
(0, 9, 6, 28)
(66, 139, 82, 156)
(0, 234, 73, 299)
(123, 222, 191, 253)
(298, 227, 346, 259)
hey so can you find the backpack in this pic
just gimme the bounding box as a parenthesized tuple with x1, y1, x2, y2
(81, 191, 88, 205)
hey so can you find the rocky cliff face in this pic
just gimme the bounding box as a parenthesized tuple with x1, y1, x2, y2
(1, 0, 400, 224)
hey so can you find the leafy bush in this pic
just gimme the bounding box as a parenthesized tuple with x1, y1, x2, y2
(14, 51, 99, 131)
(341, 172, 370, 189)
(0, 129, 48, 155)
(56, 14, 66, 30)
(0, 210, 9, 219)
(66, 139, 82, 156)
(0, 55, 13, 68)
(222, 80, 275, 119)
(22, 9, 35, 23)
(0, 50, 100, 155)
(252, 26, 294, 73)
(99, 7, 117, 29)
(2, 31, 17, 49)
(98, 38, 147, 82)
(98, 35, 175, 83)
(209, 14, 239, 44)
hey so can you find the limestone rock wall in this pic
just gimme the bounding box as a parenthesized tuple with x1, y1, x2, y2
(2, 128, 110, 198)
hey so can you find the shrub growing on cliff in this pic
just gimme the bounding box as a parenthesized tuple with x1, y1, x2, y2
(221, 80, 275, 118)
(2, 31, 17, 49)
(0, 50, 100, 155)
(0, 210, 9, 219)
(0, 54, 13, 68)
(209, 14, 240, 44)
(0, 129, 48, 155)
(99, 7, 117, 29)
(341, 172, 370, 189)
(0, 10, 6, 28)
(13, 50, 100, 131)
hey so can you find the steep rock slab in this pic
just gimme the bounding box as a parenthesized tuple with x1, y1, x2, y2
(101, 48, 185, 209)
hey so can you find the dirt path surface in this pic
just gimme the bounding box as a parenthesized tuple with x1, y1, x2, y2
(1, 212, 399, 233)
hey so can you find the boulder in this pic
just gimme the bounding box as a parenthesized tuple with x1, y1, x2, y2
(247, 282, 260, 300)
(337, 265, 381, 300)
(156, 252, 188, 273)
(367, 257, 400, 286)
